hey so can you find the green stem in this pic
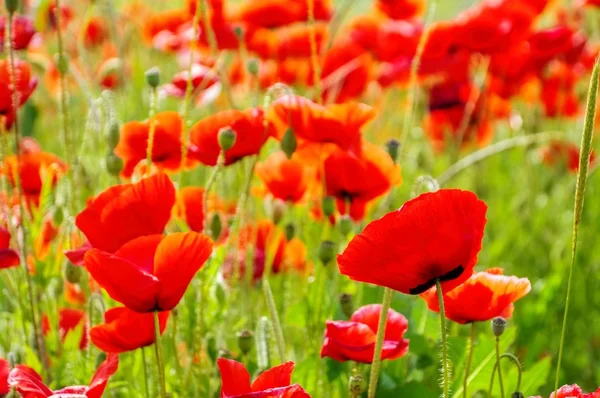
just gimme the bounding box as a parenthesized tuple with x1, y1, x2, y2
(554, 58, 599, 394)
(463, 323, 475, 398)
(261, 278, 286, 362)
(489, 353, 522, 396)
(154, 311, 167, 398)
(494, 337, 505, 398)
(436, 280, 450, 398)
(146, 86, 158, 171)
(367, 287, 393, 398)
(141, 347, 150, 398)
(203, 151, 224, 235)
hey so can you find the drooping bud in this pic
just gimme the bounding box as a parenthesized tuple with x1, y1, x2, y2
(105, 153, 123, 176)
(52, 205, 64, 226)
(145, 67, 161, 88)
(386, 139, 401, 164)
(64, 261, 82, 284)
(348, 374, 366, 396)
(209, 213, 222, 242)
(5, 0, 18, 14)
(322, 196, 335, 217)
(272, 199, 286, 224)
(107, 122, 120, 149)
(339, 293, 354, 318)
(95, 353, 107, 368)
(218, 127, 236, 151)
(281, 128, 297, 159)
(247, 59, 259, 76)
(339, 215, 353, 236)
(285, 223, 295, 241)
(237, 329, 254, 355)
(54, 52, 70, 75)
(492, 317, 507, 337)
(318, 240, 336, 264)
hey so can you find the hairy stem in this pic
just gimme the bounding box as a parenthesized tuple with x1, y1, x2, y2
(367, 287, 393, 398)
(436, 280, 450, 398)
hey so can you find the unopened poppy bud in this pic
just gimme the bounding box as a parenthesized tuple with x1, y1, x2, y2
(322, 196, 335, 217)
(386, 139, 401, 164)
(209, 213, 222, 241)
(5, 0, 18, 14)
(339, 215, 353, 235)
(281, 128, 297, 159)
(52, 205, 64, 226)
(237, 329, 254, 355)
(64, 261, 82, 284)
(272, 199, 286, 224)
(54, 53, 69, 75)
(145, 67, 161, 88)
(348, 374, 366, 395)
(339, 293, 353, 318)
(105, 153, 124, 176)
(218, 128, 236, 151)
(233, 26, 244, 40)
(285, 223, 295, 241)
(95, 353, 107, 368)
(49, 278, 64, 297)
(492, 317, 507, 337)
(218, 348, 233, 359)
(512, 392, 524, 398)
(318, 240, 336, 264)
(247, 59, 259, 76)
(107, 122, 120, 149)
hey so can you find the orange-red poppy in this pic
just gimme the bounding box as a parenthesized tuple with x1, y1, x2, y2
(539, 62, 581, 118)
(0, 59, 37, 129)
(9, 354, 118, 398)
(321, 39, 372, 103)
(0, 226, 19, 269)
(246, 23, 328, 60)
(217, 358, 310, 397)
(42, 308, 88, 350)
(0, 15, 35, 51)
(420, 268, 531, 324)
(81, 17, 108, 48)
(531, 384, 600, 398)
(229, 0, 332, 28)
(75, 172, 176, 254)
(115, 111, 198, 178)
(34, 215, 58, 260)
(540, 140, 596, 173)
(90, 306, 169, 353)
(84, 232, 213, 312)
(175, 186, 235, 238)
(189, 107, 273, 166)
(529, 25, 586, 69)
(338, 189, 487, 295)
(376, 0, 424, 20)
(65, 281, 86, 306)
(162, 64, 220, 102)
(142, 9, 189, 52)
(321, 304, 409, 363)
(324, 140, 401, 220)
(255, 151, 309, 203)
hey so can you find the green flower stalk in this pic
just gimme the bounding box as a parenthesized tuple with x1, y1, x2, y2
(367, 287, 393, 398)
(436, 280, 450, 398)
(154, 311, 167, 398)
(463, 323, 476, 398)
(145, 67, 160, 172)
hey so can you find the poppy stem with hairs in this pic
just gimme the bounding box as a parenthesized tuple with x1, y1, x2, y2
(154, 311, 167, 398)
(554, 57, 600, 394)
(261, 277, 287, 362)
(494, 337, 505, 398)
(463, 322, 476, 398)
(435, 279, 450, 398)
(146, 84, 158, 172)
(141, 347, 150, 398)
(367, 287, 393, 398)
(203, 151, 225, 236)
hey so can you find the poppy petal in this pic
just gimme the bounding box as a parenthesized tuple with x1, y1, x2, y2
(217, 358, 253, 396)
(350, 304, 409, 341)
(251, 361, 295, 391)
(86, 353, 119, 398)
(0, 248, 20, 269)
(8, 365, 53, 398)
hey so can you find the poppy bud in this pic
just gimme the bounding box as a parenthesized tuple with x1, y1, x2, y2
(233, 26, 244, 40)
(285, 223, 295, 241)
(5, 0, 18, 14)
(348, 374, 366, 395)
(64, 261, 82, 284)
(247, 59, 259, 76)
(49, 278, 64, 297)
(272, 199, 286, 224)
(209, 212, 222, 241)
(318, 240, 336, 264)
(52, 205, 64, 226)
(218, 128, 237, 151)
(107, 122, 120, 149)
(214, 283, 227, 306)
(492, 317, 507, 337)
(281, 128, 297, 159)
(386, 139, 401, 164)
(145, 67, 161, 88)
(339, 215, 353, 236)
(322, 196, 335, 217)
(105, 153, 123, 176)
(54, 53, 69, 75)
(237, 329, 254, 355)
(95, 353, 107, 368)
(512, 392, 524, 398)
(339, 293, 353, 318)
(218, 348, 233, 359)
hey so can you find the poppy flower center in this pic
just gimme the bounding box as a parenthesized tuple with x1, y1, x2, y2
(408, 264, 465, 294)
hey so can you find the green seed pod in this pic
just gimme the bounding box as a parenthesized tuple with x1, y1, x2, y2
(348, 374, 366, 395)
(54, 53, 70, 75)
(386, 138, 401, 164)
(339, 215, 353, 236)
(52, 205, 64, 226)
(209, 213, 222, 241)
(5, 0, 18, 14)
(246, 59, 259, 76)
(107, 122, 120, 149)
(272, 199, 286, 225)
(322, 196, 335, 217)
(233, 26, 244, 40)
(237, 329, 254, 355)
(105, 153, 124, 176)
(285, 223, 295, 241)
(318, 240, 336, 265)
(339, 293, 354, 318)
(218, 128, 237, 151)
(145, 67, 161, 88)
(281, 128, 297, 159)
(492, 317, 507, 337)
(64, 261, 82, 284)
(95, 353, 107, 368)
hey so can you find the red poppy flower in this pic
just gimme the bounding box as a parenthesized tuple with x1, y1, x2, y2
(539, 62, 580, 118)
(0, 58, 38, 129)
(530, 384, 600, 398)
(65, 281, 87, 306)
(90, 306, 169, 353)
(255, 151, 309, 203)
(82, 17, 108, 48)
(75, 172, 176, 254)
(376, 0, 424, 20)
(0, 226, 20, 269)
(338, 189, 487, 295)
(162, 64, 220, 102)
(142, 9, 189, 52)
(540, 140, 596, 173)
(175, 186, 235, 237)
(9, 353, 118, 398)
(0, 15, 36, 51)
(321, 39, 372, 103)
(246, 23, 328, 60)
(47, 1, 74, 30)
(420, 268, 530, 324)
(528, 26, 586, 68)
(34, 216, 58, 260)
(84, 232, 213, 312)
(115, 111, 199, 178)
(189, 107, 273, 166)
(321, 304, 409, 363)
(324, 140, 401, 220)
(0, 358, 8, 395)
(42, 308, 88, 349)
(217, 358, 311, 398)
(230, 0, 332, 29)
